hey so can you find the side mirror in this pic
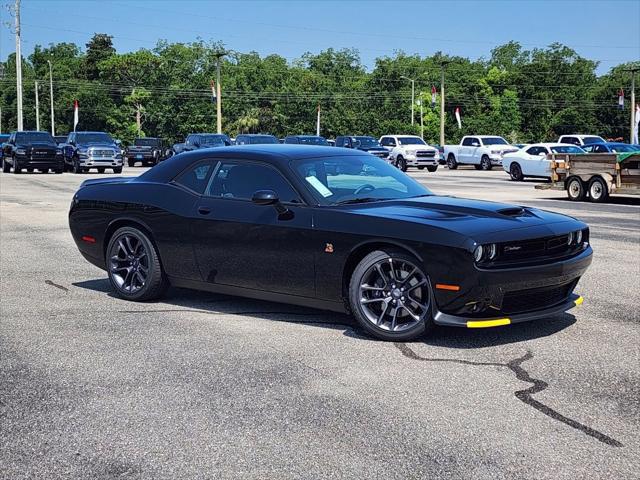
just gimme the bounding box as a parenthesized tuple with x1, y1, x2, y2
(252, 190, 279, 206)
(472, 142, 480, 147)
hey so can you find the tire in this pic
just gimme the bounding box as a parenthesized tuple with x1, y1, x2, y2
(128, 159, 135, 167)
(39, 169, 49, 174)
(348, 249, 433, 341)
(12, 156, 21, 174)
(588, 176, 609, 203)
(417, 166, 425, 170)
(446, 154, 457, 170)
(113, 167, 123, 174)
(72, 158, 83, 174)
(27, 168, 34, 173)
(566, 177, 585, 201)
(426, 166, 438, 172)
(396, 156, 408, 172)
(106, 226, 168, 301)
(480, 155, 492, 171)
(97, 167, 105, 173)
(2, 158, 10, 173)
(54, 168, 63, 174)
(509, 163, 524, 181)
(474, 165, 482, 170)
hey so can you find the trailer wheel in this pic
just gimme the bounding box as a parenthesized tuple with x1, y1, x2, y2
(566, 177, 585, 201)
(588, 176, 609, 203)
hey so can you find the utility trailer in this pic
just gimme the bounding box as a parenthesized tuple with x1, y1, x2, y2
(535, 152, 640, 202)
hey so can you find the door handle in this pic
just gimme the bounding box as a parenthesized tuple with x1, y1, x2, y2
(198, 206, 211, 215)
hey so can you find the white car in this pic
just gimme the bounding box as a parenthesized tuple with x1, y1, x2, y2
(379, 135, 440, 172)
(502, 143, 585, 181)
(443, 136, 519, 170)
(557, 134, 605, 146)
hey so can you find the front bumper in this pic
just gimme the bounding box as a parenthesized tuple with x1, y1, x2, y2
(79, 156, 123, 167)
(434, 294, 583, 328)
(406, 155, 439, 166)
(15, 154, 64, 169)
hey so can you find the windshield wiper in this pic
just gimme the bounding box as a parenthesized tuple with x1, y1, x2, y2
(335, 197, 384, 205)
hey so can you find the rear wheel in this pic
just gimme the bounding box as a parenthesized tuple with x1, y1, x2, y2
(447, 154, 457, 170)
(106, 226, 168, 301)
(426, 165, 438, 172)
(480, 155, 492, 170)
(588, 176, 609, 203)
(509, 163, 524, 181)
(396, 156, 408, 172)
(566, 177, 585, 201)
(349, 249, 433, 341)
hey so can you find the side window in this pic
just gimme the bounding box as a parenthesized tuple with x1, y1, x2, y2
(462, 137, 473, 146)
(381, 137, 396, 147)
(564, 137, 578, 146)
(236, 136, 246, 145)
(581, 145, 593, 153)
(207, 161, 302, 203)
(174, 160, 217, 194)
(594, 144, 607, 153)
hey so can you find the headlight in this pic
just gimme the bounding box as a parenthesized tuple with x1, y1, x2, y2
(567, 231, 575, 245)
(16, 148, 26, 155)
(474, 243, 498, 263)
(56, 148, 63, 155)
(575, 230, 582, 244)
(474, 245, 484, 262)
(487, 243, 498, 260)
(490, 150, 501, 155)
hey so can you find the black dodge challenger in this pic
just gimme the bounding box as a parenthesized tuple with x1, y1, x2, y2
(69, 145, 592, 341)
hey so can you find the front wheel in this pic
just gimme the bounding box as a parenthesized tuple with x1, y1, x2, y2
(426, 165, 438, 172)
(128, 159, 135, 167)
(417, 166, 425, 170)
(348, 249, 433, 341)
(480, 155, 492, 170)
(72, 158, 83, 174)
(396, 156, 408, 172)
(12, 156, 21, 174)
(2, 158, 10, 173)
(509, 163, 523, 181)
(106, 226, 168, 301)
(113, 167, 123, 174)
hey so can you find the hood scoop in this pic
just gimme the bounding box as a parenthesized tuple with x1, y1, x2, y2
(497, 207, 526, 217)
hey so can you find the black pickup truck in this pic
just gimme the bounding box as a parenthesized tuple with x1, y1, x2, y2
(335, 136, 391, 162)
(168, 133, 231, 157)
(2, 131, 64, 174)
(125, 137, 165, 167)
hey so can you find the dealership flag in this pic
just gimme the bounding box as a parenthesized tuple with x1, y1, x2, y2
(634, 104, 640, 144)
(73, 100, 79, 131)
(431, 86, 437, 107)
(316, 104, 321, 136)
(618, 89, 624, 110)
(211, 80, 217, 104)
(455, 107, 462, 129)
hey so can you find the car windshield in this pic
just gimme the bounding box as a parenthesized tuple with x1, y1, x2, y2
(201, 135, 227, 145)
(16, 132, 55, 143)
(482, 137, 508, 145)
(609, 144, 638, 153)
(397, 137, 426, 145)
(550, 145, 585, 154)
(583, 136, 605, 144)
(298, 136, 329, 146)
(250, 136, 279, 144)
(0, 134, 9, 143)
(134, 138, 160, 146)
(354, 137, 381, 148)
(76, 133, 113, 144)
(292, 154, 432, 205)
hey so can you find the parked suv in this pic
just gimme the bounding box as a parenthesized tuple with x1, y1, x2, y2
(336, 136, 390, 162)
(169, 133, 231, 157)
(125, 137, 165, 167)
(61, 131, 123, 174)
(235, 134, 279, 145)
(283, 135, 329, 145)
(379, 135, 440, 172)
(2, 131, 64, 174)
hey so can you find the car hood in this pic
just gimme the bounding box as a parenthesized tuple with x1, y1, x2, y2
(487, 145, 519, 153)
(18, 142, 57, 148)
(77, 142, 117, 149)
(340, 196, 584, 244)
(399, 145, 436, 153)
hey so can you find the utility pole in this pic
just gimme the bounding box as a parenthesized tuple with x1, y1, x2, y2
(34, 81, 40, 131)
(15, 0, 23, 131)
(401, 76, 416, 125)
(47, 60, 55, 136)
(214, 51, 227, 134)
(417, 98, 424, 139)
(439, 61, 451, 147)
(629, 68, 637, 144)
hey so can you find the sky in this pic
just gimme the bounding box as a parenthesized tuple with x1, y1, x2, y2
(0, 0, 639, 75)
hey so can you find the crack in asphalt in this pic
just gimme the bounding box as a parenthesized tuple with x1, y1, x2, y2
(44, 280, 69, 292)
(395, 343, 623, 447)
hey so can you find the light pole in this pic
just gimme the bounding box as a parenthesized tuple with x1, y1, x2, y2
(400, 75, 416, 125)
(47, 59, 55, 136)
(15, 0, 24, 130)
(439, 61, 451, 147)
(35, 81, 40, 131)
(213, 50, 230, 134)
(417, 98, 424, 139)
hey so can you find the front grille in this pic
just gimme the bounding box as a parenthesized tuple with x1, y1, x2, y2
(372, 151, 388, 158)
(498, 233, 584, 263)
(416, 150, 435, 158)
(501, 281, 575, 314)
(32, 149, 56, 156)
(90, 149, 115, 157)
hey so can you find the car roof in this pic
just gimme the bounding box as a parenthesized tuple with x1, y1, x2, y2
(288, 135, 324, 138)
(528, 143, 579, 147)
(74, 131, 110, 134)
(140, 144, 366, 183)
(238, 134, 276, 137)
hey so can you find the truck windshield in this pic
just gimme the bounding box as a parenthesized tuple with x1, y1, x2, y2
(397, 137, 426, 145)
(250, 136, 279, 144)
(482, 137, 508, 145)
(134, 138, 160, 147)
(201, 135, 228, 146)
(354, 137, 381, 148)
(76, 133, 113, 144)
(16, 132, 55, 143)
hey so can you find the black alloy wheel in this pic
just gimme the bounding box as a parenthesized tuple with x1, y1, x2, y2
(446, 154, 457, 170)
(480, 155, 492, 170)
(106, 227, 167, 301)
(2, 158, 10, 173)
(349, 249, 432, 341)
(510, 163, 523, 181)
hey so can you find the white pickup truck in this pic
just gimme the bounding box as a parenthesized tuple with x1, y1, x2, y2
(443, 135, 519, 170)
(379, 135, 440, 172)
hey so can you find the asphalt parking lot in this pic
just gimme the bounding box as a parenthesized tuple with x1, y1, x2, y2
(1, 165, 638, 479)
